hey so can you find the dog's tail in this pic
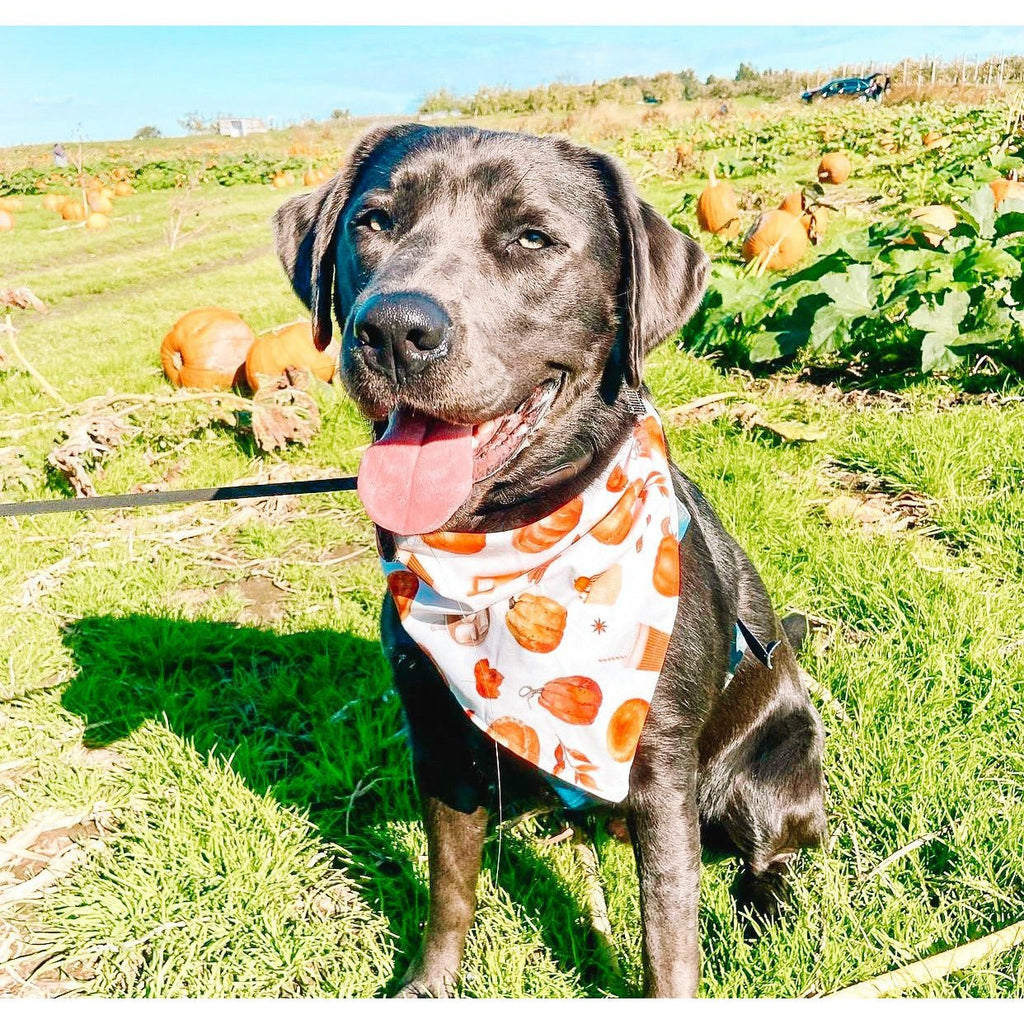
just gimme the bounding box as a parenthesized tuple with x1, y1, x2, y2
(780, 611, 810, 654)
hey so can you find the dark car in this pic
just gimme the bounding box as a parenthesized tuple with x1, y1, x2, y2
(802, 72, 891, 104)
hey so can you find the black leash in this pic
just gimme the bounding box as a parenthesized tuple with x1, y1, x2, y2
(0, 476, 357, 518)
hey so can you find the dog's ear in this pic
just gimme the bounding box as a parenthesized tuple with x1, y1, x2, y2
(273, 123, 423, 351)
(594, 153, 710, 388)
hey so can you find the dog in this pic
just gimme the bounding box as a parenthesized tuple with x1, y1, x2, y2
(273, 123, 827, 998)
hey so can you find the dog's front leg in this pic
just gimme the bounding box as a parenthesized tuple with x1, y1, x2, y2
(398, 796, 488, 997)
(628, 764, 702, 997)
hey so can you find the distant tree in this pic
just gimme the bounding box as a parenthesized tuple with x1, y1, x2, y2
(330, 108, 350, 120)
(178, 111, 212, 135)
(133, 125, 162, 139)
(735, 62, 759, 82)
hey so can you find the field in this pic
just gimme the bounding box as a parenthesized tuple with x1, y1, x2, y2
(2, 93, 1024, 998)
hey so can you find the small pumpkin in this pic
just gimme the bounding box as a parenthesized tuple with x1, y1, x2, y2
(86, 212, 109, 231)
(800, 206, 828, 244)
(87, 192, 113, 215)
(696, 168, 740, 237)
(634, 416, 667, 460)
(0, 210, 13, 232)
(592, 479, 643, 546)
(0, 197, 22, 212)
(422, 530, 486, 554)
(114, 181, 133, 197)
(531, 675, 603, 726)
(778, 190, 805, 217)
(61, 199, 86, 222)
(606, 464, 628, 492)
(160, 306, 256, 389)
(506, 593, 567, 653)
(607, 698, 651, 763)
(512, 496, 583, 553)
(990, 178, 1024, 208)
(653, 518, 680, 597)
(905, 205, 957, 246)
(488, 717, 541, 765)
(742, 210, 808, 271)
(817, 152, 851, 185)
(42, 194, 66, 212)
(387, 570, 419, 620)
(244, 320, 338, 389)
(474, 659, 503, 699)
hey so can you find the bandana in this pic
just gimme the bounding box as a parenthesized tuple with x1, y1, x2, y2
(380, 401, 684, 805)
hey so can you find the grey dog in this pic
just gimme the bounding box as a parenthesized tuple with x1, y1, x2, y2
(274, 124, 827, 997)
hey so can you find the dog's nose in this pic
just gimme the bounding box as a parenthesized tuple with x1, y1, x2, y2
(352, 292, 451, 382)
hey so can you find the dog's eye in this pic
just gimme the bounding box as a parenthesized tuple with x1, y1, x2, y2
(515, 229, 551, 250)
(358, 209, 393, 233)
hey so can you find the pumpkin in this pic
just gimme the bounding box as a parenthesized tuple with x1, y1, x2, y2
(114, 181, 133, 197)
(61, 200, 86, 222)
(0, 210, 13, 232)
(634, 416, 667, 460)
(696, 168, 740, 237)
(606, 464, 628, 492)
(488, 717, 541, 765)
(87, 192, 113, 215)
(990, 178, 1024, 207)
(778, 190, 805, 217)
(42, 194, 65, 212)
(674, 141, 694, 168)
(160, 306, 256, 389)
(512, 496, 583, 553)
(422, 530, 486, 554)
(474, 659, 503, 699)
(0, 197, 22, 212)
(742, 210, 808, 271)
(506, 593, 567, 653)
(653, 519, 680, 597)
(534, 675, 603, 726)
(100, 186, 115, 200)
(272, 172, 289, 189)
(386, 570, 419, 620)
(817, 152, 851, 185)
(86, 213, 109, 231)
(592, 479, 643, 546)
(244, 320, 338, 389)
(906, 205, 957, 246)
(607, 698, 650, 763)
(801, 205, 828, 244)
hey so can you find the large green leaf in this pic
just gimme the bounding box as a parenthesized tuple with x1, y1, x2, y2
(908, 290, 971, 372)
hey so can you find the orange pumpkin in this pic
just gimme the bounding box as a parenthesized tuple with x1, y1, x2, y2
(474, 659, 503, 699)
(422, 530, 486, 554)
(0, 210, 13, 233)
(160, 307, 256, 389)
(535, 675, 603, 726)
(0, 197, 22, 212)
(592, 479, 643, 546)
(244, 320, 338, 389)
(61, 200, 86, 222)
(86, 212, 109, 231)
(114, 181, 133, 197)
(801, 206, 828, 244)
(87, 191, 113, 214)
(512, 496, 583, 553)
(817, 152, 851, 185)
(606, 464, 628, 492)
(778, 190, 805, 217)
(506, 593, 567, 653)
(607, 698, 651, 763)
(488, 717, 541, 764)
(653, 519, 680, 597)
(42, 194, 66, 212)
(742, 210, 808, 271)
(990, 178, 1024, 207)
(634, 416, 667, 460)
(387, 570, 419, 620)
(696, 168, 739, 236)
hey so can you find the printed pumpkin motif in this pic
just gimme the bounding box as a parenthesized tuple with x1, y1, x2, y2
(506, 593, 567, 653)
(522, 675, 603, 726)
(653, 518, 680, 597)
(423, 530, 486, 554)
(606, 464, 628, 492)
(592, 479, 644, 545)
(474, 659, 503, 699)
(488, 717, 541, 764)
(512, 497, 583, 554)
(387, 570, 419, 620)
(635, 416, 668, 461)
(607, 698, 651, 763)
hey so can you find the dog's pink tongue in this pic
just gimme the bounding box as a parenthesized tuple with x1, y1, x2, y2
(357, 409, 474, 536)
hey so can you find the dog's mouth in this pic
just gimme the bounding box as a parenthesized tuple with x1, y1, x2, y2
(357, 380, 558, 536)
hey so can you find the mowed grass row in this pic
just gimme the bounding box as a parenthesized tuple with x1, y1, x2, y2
(2, 167, 1024, 997)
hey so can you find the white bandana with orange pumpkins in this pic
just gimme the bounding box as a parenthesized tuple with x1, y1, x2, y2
(381, 402, 686, 805)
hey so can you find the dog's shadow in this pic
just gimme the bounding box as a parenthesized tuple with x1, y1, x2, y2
(60, 614, 633, 996)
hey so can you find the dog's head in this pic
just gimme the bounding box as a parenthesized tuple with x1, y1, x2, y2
(274, 124, 708, 534)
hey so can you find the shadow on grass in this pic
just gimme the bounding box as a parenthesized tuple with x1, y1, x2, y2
(59, 613, 631, 996)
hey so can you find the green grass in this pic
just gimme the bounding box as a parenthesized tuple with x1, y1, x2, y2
(2, 114, 1024, 998)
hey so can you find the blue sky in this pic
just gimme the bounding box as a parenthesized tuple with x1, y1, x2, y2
(2, 25, 1023, 147)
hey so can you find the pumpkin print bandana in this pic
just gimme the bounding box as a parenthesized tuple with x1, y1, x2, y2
(380, 400, 685, 805)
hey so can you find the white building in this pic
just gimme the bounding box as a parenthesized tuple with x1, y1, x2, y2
(217, 118, 268, 138)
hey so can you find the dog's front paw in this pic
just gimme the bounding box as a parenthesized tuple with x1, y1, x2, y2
(394, 970, 458, 998)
